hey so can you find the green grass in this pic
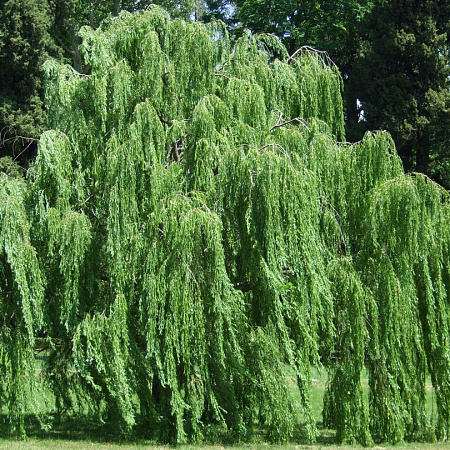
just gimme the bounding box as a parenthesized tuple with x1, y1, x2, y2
(2, 439, 450, 450)
(0, 366, 445, 449)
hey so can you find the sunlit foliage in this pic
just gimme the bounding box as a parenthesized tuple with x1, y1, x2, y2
(1, 7, 449, 444)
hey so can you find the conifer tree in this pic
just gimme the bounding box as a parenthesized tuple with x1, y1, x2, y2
(0, 0, 57, 161)
(346, 0, 450, 187)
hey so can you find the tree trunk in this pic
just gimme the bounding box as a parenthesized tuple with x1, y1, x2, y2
(114, 0, 120, 16)
(69, 26, 82, 73)
(90, 0, 95, 28)
(415, 134, 430, 176)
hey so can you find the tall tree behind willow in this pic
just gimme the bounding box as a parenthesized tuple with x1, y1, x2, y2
(346, 0, 450, 188)
(0, 0, 58, 162)
(1, 7, 450, 445)
(233, 0, 372, 62)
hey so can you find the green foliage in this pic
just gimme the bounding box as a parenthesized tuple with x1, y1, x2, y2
(360, 174, 450, 442)
(1, 8, 450, 446)
(231, 0, 374, 82)
(0, 157, 24, 178)
(323, 258, 372, 446)
(0, 172, 46, 436)
(0, 0, 57, 159)
(346, 0, 450, 187)
(230, 0, 450, 189)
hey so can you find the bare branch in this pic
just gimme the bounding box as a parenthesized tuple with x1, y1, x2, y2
(274, 109, 283, 127)
(212, 72, 230, 79)
(12, 140, 37, 162)
(171, 138, 182, 162)
(0, 126, 39, 161)
(156, 110, 172, 126)
(270, 117, 309, 132)
(257, 143, 291, 160)
(287, 45, 334, 66)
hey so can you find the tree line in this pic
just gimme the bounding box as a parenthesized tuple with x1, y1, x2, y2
(1, 0, 450, 188)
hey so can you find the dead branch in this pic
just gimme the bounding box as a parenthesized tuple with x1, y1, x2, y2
(212, 72, 231, 79)
(270, 117, 309, 132)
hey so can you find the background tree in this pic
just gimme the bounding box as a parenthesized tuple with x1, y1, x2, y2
(0, 0, 58, 162)
(234, 0, 372, 62)
(346, 0, 450, 188)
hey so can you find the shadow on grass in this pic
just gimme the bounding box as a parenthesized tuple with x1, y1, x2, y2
(0, 414, 338, 447)
(0, 414, 133, 444)
(289, 420, 336, 446)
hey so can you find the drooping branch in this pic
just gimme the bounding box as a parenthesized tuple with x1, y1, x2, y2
(156, 110, 172, 126)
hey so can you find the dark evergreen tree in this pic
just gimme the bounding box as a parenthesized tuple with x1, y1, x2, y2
(0, 0, 57, 161)
(346, 0, 450, 187)
(233, 0, 372, 69)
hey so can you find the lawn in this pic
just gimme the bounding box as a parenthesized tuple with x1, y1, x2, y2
(2, 439, 450, 449)
(0, 367, 446, 450)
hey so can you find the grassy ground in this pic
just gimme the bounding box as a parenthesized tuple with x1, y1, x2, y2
(0, 367, 445, 449)
(2, 440, 450, 449)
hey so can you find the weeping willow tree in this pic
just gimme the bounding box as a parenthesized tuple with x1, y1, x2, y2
(1, 6, 450, 445)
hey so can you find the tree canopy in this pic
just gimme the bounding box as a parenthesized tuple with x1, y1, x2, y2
(1, 7, 450, 445)
(3, 0, 450, 190)
(0, 0, 58, 160)
(225, 0, 450, 189)
(346, 0, 450, 188)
